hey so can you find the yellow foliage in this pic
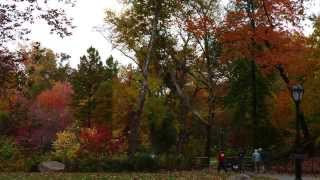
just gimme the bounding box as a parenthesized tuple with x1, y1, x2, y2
(52, 131, 80, 162)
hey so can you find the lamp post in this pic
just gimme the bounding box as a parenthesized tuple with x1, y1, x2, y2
(291, 84, 304, 180)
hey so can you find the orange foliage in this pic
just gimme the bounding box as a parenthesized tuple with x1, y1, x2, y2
(186, 16, 217, 39)
(186, 0, 315, 77)
(37, 82, 73, 111)
(219, 0, 312, 75)
(272, 90, 294, 129)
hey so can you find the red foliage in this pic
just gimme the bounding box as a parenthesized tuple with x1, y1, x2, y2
(185, 0, 315, 77)
(14, 82, 73, 150)
(218, 0, 313, 75)
(186, 16, 217, 39)
(79, 124, 124, 155)
(37, 82, 73, 111)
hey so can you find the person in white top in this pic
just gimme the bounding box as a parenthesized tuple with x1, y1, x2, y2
(252, 149, 261, 173)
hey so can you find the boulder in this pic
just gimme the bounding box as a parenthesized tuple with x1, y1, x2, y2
(38, 161, 65, 172)
(228, 174, 251, 180)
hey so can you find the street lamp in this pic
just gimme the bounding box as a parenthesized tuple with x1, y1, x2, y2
(291, 84, 304, 180)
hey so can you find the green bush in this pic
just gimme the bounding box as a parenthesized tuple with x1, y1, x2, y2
(74, 154, 131, 172)
(129, 152, 158, 171)
(158, 154, 193, 170)
(0, 137, 25, 172)
(23, 153, 52, 172)
(0, 111, 10, 134)
(316, 136, 320, 148)
(76, 155, 102, 172)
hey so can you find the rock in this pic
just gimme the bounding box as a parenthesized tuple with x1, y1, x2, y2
(38, 161, 65, 172)
(228, 174, 251, 180)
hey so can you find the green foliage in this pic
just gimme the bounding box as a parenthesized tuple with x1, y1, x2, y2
(225, 59, 272, 125)
(93, 81, 113, 124)
(0, 111, 10, 134)
(316, 136, 320, 148)
(225, 59, 277, 147)
(76, 155, 106, 172)
(0, 137, 25, 172)
(129, 152, 158, 171)
(158, 154, 193, 170)
(71, 48, 118, 127)
(150, 111, 177, 154)
(23, 153, 52, 172)
(26, 46, 58, 98)
(0, 137, 17, 160)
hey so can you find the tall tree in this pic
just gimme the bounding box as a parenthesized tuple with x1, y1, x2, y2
(24, 43, 58, 98)
(71, 47, 107, 128)
(221, 0, 309, 147)
(184, 0, 226, 165)
(92, 56, 119, 125)
(106, 0, 166, 157)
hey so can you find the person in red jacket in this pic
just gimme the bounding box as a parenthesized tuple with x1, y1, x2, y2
(217, 150, 227, 172)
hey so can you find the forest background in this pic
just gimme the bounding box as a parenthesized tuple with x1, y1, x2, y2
(0, 0, 320, 172)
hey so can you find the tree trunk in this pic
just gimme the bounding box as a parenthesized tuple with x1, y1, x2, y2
(204, 36, 216, 167)
(128, 1, 161, 158)
(246, 0, 258, 147)
(251, 60, 258, 146)
(176, 101, 189, 154)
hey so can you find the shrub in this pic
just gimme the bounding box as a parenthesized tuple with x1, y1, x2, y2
(0, 137, 25, 171)
(52, 130, 80, 164)
(23, 153, 52, 172)
(0, 111, 10, 134)
(129, 152, 158, 171)
(101, 158, 131, 172)
(75, 125, 124, 172)
(316, 136, 320, 147)
(79, 125, 124, 156)
(158, 154, 193, 170)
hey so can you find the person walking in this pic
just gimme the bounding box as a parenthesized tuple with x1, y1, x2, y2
(252, 149, 261, 173)
(217, 150, 227, 173)
(238, 148, 245, 172)
(259, 148, 266, 173)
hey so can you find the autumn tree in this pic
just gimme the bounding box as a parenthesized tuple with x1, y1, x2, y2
(24, 43, 58, 97)
(0, 1, 74, 95)
(221, 0, 310, 147)
(183, 0, 228, 164)
(105, 0, 171, 157)
(15, 82, 73, 150)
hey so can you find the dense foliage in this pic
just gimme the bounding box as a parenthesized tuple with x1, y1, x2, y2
(0, 0, 319, 173)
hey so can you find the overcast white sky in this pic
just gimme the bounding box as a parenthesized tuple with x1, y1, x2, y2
(10, 0, 320, 67)
(12, 0, 128, 67)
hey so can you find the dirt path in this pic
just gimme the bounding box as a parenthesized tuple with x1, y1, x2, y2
(259, 173, 319, 180)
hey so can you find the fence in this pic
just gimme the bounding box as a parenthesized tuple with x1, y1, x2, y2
(270, 157, 320, 174)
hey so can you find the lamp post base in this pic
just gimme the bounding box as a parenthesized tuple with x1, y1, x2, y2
(294, 153, 304, 180)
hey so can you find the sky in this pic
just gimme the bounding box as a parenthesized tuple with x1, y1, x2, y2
(12, 0, 128, 67)
(9, 0, 320, 67)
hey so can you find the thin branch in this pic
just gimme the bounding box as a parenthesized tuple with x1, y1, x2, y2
(261, 0, 275, 28)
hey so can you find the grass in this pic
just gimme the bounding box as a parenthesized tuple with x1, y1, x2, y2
(0, 171, 279, 180)
(0, 171, 228, 180)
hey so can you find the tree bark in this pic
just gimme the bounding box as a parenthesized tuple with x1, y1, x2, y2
(246, 0, 258, 147)
(128, 0, 161, 158)
(204, 36, 217, 167)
